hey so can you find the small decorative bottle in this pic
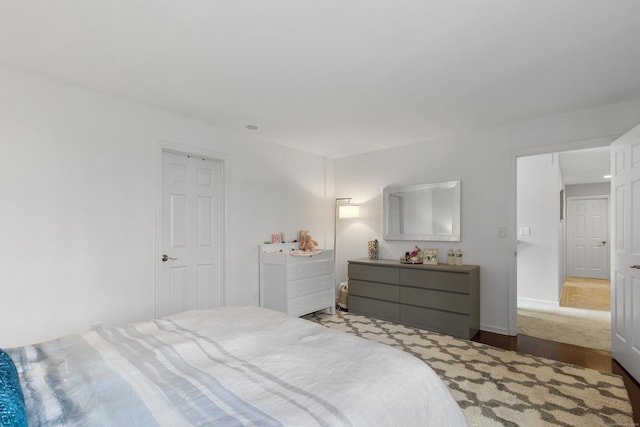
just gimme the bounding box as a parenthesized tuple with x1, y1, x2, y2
(447, 249, 455, 265)
(368, 240, 379, 260)
(455, 249, 463, 266)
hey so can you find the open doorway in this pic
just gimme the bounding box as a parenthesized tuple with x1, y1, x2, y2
(516, 147, 611, 351)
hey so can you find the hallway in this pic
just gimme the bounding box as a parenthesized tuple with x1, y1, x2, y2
(517, 277, 611, 351)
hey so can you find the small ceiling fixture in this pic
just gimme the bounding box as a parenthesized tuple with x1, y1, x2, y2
(604, 175, 612, 179)
(246, 124, 259, 130)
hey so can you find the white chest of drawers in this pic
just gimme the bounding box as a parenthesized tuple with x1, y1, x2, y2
(259, 243, 335, 317)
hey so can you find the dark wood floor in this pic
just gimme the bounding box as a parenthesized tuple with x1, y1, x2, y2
(474, 331, 640, 425)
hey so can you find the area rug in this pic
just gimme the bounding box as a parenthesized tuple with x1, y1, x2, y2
(517, 305, 611, 351)
(304, 311, 633, 427)
(560, 276, 610, 311)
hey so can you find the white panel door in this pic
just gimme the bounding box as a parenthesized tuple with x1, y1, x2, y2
(566, 197, 609, 279)
(158, 151, 223, 317)
(611, 124, 640, 383)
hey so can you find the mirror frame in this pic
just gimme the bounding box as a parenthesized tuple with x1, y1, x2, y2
(383, 180, 461, 241)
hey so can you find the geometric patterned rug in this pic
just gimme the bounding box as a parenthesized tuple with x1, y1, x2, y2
(304, 311, 634, 427)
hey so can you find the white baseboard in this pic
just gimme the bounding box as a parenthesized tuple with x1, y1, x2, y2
(517, 297, 559, 309)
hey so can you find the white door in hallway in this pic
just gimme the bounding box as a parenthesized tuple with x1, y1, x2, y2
(567, 197, 609, 280)
(158, 151, 224, 317)
(611, 124, 640, 383)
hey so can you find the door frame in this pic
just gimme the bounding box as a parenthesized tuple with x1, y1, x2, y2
(154, 139, 228, 317)
(508, 136, 617, 335)
(565, 195, 610, 280)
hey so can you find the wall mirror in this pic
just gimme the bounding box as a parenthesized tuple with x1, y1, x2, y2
(383, 180, 461, 241)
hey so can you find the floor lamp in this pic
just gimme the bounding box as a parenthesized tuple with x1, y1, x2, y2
(334, 198, 360, 293)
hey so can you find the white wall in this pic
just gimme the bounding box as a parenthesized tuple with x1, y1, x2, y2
(3, 63, 640, 344)
(0, 65, 332, 347)
(334, 99, 640, 334)
(516, 153, 561, 305)
(565, 182, 610, 197)
(558, 169, 566, 300)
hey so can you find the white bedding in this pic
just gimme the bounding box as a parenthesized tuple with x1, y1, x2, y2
(8, 306, 468, 426)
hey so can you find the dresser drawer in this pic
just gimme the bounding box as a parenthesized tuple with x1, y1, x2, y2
(287, 290, 333, 317)
(400, 287, 469, 314)
(287, 259, 333, 281)
(400, 305, 470, 339)
(349, 264, 399, 284)
(349, 279, 399, 302)
(288, 274, 333, 299)
(349, 295, 400, 322)
(400, 269, 469, 293)
(286, 250, 333, 263)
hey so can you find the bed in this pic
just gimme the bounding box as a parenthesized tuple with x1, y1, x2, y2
(1, 306, 468, 426)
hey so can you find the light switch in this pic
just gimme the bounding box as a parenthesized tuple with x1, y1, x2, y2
(498, 226, 507, 238)
(519, 226, 530, 236)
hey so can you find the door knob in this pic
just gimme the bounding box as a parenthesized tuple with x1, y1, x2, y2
(162, 254, 177, 262)
(601, 241, 607, 245)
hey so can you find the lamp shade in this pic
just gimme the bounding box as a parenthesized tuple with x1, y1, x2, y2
(338, 204, 360, 219)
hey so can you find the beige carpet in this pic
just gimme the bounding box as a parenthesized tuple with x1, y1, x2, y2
(517, 304, 611, 351)
(304, 311, 633, 427)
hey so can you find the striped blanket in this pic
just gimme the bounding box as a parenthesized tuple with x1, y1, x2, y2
(7, 306, 467, 426)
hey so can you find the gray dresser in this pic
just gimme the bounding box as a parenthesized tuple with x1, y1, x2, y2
(348, 258, 479, 339)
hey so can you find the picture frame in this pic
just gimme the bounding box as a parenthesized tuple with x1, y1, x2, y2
(423, 249, 439, 265)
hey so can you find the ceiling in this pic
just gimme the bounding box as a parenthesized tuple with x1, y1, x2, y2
(1, 1, 640, 159)
(558, 147, 610, 185)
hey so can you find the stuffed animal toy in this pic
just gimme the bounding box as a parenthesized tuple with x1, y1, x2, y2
(299, 231, 319, 252)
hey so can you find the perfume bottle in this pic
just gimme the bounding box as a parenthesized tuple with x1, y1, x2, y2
(455, 249, 463, 266)
(447, 249, 455, 265)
